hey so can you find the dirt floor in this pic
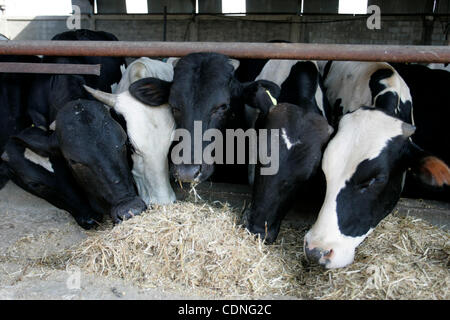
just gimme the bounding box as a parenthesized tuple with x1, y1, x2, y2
(0, 180, 448, 300)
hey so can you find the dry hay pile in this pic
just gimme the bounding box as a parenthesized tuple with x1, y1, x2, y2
(68, 199, 449, 299)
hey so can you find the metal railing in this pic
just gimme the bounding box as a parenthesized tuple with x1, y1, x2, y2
(0, 41, 449, 75)
(0, 41, 449, 62)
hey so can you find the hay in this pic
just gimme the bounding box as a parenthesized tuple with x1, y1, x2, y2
(68, 199, 449, 299)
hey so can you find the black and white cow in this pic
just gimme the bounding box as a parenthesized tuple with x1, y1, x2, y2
(243, 103, 333, 243)
(84, 57, 177, 205)
(2, 99, 146, 228)
(304, 61, 450, 268)
(390, 62, 449, 201)
(241, 60, 333, 243)
(128, 52, 279, 184)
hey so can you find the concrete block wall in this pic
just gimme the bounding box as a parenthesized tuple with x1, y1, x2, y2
(0, 14, 447, 46)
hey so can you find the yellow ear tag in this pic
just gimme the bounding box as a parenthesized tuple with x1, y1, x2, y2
(265, 90, 277, 106)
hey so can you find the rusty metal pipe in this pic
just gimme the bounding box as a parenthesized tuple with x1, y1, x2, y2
(0, 41, 449, 63)
(0, 62, 101, 75)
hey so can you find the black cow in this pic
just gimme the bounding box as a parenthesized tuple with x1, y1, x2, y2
(27, 29, 126, 128)
(131, 52, 279, 184)
(241, 59, 333, 243)
(390, 63, 449, 201)
(243, 103, 332, 243)
(2, 100, 146, 228)
(0, 55, 42, 189)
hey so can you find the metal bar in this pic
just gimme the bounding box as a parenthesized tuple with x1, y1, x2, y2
(0, 62, 101, 75)
(0, 41, 449, 63)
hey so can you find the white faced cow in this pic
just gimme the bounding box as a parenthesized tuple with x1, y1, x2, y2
(84, 58, 176, 205)
(304, 61, 450, 268)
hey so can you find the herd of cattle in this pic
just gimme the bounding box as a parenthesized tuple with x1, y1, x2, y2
(0, 29, 449, 269)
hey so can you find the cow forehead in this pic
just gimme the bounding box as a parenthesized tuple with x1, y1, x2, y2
(322, 109, 404, 182)
(255, 59, 318, 86)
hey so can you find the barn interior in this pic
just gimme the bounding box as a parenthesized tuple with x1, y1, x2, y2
(0, 0, 448, 300)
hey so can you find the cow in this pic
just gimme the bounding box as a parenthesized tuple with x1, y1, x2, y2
(83, 57, 177, 205)
(127, 52, 280, 185)
(390, 62, 449, 201)
(304, 61, 450, 268)
(27, 29, 126, 129)
(240, 59, 333, 243)
(0, 55, 42, 189)
(243, 103, 333, 243)
(236, 59, 330, 182)
(1, 99, 147, 228)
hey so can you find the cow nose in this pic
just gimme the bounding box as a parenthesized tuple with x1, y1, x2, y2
(111, 197, 147, 224)
(174, 164, 201, 183)
(304, 242, 333, 266)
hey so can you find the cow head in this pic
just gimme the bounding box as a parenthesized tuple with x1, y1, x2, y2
(304, 108, 450, 268)
(2, 126, 102, 229)
(54, 99, 147, 223)
(128, 52, 279, 183)
(244, 103, 333, 243)
(84, 79, 176, 205)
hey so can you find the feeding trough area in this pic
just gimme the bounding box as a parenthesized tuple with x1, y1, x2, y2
(1, 183, 449, 300)
(67, 197, 449, 300)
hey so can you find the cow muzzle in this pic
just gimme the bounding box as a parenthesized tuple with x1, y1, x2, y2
(304, 241, 334, 267)
(303, 237, 358, 269)
(242, 209, 280, 244)
(172, 164, 213, 183)
(110, 197, 147, 224)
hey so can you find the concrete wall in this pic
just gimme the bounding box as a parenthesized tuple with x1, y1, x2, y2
(147, 0, 194, 14)
(96, 0, 126, 14)
(303, 0, 338, 14)
(0, 14, 448, 45)
(246, 0, 299, 13)
(0, 13, 447, 46)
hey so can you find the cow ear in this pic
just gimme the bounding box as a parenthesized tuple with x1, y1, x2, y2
(129, 61, 148, 84)
(407, 142, 450, 187)
(28, 109, 48, 129)
(12, 127, 59, 157)
(255, 80, 280, 100)
(242, 80, 280, 114)
(166, 57, 180, 68)
(129, 77, 172, 106)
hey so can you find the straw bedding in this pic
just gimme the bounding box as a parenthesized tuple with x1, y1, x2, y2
(67, 199, 449, 299)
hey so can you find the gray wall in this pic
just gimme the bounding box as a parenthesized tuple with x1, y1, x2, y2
(1, 13, 447, 46)
(96, 0, 126, 14)
(246, 0, 300, 13)
(147, 0, 194, 14)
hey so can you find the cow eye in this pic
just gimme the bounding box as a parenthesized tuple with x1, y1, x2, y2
(172, 107, 181, 118)
(358, 175, 386, 192)
(214, 104, 229, 113)
(67, 158, 81, 166)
